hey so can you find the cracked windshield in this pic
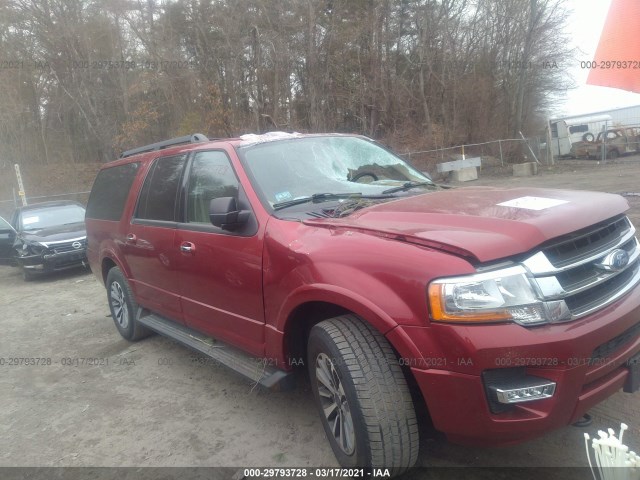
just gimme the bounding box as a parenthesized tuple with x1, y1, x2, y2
(240, 136, 433, 208)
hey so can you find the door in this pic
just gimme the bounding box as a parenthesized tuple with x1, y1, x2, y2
(0, 216, 16, 263)
(175, 150, 264, 356)
(122, 154, 187, 322)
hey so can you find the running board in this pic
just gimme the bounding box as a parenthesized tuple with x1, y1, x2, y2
(137, 313, 295, 391)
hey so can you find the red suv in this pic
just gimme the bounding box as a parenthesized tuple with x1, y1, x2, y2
(86, 132, 640, 474)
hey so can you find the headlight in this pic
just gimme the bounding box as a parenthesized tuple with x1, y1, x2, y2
(20, 241, 46, 256)
(428, 266, 570, 326)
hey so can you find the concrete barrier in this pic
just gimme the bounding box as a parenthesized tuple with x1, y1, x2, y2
(451, 167, 478, 182)
(513, 162, 538, 177)
(437, 157, 481, 182)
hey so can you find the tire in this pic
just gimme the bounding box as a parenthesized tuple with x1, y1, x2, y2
(106, 266, 151, 341)
(22, 268, 34, 281)
(307, 315, 419, 476)
(608, 149, 619, 160)
(582, 132, 595, 143)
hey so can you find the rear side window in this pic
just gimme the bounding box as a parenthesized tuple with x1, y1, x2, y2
(86, 162, 140, 221)
(136, 154, 187, 221)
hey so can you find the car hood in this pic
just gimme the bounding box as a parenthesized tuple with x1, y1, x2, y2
(302, 187, 630, 262)
(20, 222, 86, 244)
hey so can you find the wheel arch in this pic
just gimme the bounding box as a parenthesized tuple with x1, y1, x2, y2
(99, 246, 131, 285)
(101, 256, 118, 284)
(274, 283, 428, 365)
(281, 301, 350, 369)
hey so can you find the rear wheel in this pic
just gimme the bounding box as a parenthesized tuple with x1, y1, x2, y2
(106, 267, 151, 341)
(307, 315, 419, 476)
(608, 149, 619, 159)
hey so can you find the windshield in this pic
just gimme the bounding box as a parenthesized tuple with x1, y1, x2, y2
(20, 204, 86, 231)
(239, 136, 432, 208)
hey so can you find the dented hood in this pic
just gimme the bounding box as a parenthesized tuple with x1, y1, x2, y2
(303, 187, 630, 262)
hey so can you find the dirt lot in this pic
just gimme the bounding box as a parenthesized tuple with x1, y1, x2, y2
(1, 156, 639, 479)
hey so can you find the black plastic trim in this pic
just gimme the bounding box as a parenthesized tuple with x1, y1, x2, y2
(120, 133, 209, 158)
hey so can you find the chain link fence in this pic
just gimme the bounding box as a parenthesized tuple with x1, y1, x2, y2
(0, 136, 544, 217)
(399, 137, 547, 174)
(0, 161, 101, 219)
(1, 125, 637, 218)
(0, 191, 91, 219)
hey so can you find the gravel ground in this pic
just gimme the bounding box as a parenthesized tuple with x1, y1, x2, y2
(1, 155, 639, 479)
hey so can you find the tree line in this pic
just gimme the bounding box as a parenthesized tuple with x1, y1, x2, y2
(0, 0, 573, 165)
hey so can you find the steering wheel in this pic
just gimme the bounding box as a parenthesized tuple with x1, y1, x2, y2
(350, 171, 379, 183)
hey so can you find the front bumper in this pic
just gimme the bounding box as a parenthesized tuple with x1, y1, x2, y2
(17, 249, 87, 274)
(394, 282, 640, 446)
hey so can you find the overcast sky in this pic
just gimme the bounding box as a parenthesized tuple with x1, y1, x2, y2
(553, 0, 640, 117)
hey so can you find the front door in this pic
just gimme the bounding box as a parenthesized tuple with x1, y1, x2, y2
(175, 150, 264, 356)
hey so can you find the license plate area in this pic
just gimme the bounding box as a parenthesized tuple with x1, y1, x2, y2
(624, 352, 640, 393)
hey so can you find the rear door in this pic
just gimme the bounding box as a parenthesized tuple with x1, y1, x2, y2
(0, 216, 16, 263)
(123, 154, 187, 322)
(174, 150, 265, 356)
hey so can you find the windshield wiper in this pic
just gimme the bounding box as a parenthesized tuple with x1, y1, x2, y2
(274, 193, 365, 210)
(273, 192, 398, 210)
(381, 181, 437, 195)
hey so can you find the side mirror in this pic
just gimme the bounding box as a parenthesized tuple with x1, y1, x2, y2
(209, 197, 250, 231)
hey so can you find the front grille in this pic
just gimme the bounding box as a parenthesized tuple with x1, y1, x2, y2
(48, 238, 87, 254)
(544, 216, 630, 267)
(556, 238, 638, 292)
(564, 260, 639, 315)
(523, 216, 640, 321)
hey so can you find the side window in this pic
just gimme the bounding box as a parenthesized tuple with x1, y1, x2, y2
(136, 155, 187, 221)
(569, 124, 588, 135)
(186, 151, 239, 224)
(86, 162, 140, 221)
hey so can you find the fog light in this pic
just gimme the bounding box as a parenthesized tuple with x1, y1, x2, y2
(25, 264, 44, 270)
(493, 382, 556, 404)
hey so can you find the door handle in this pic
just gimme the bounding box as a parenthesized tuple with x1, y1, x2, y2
(126, 233, 137, 244)
(180, 242, 196, 254)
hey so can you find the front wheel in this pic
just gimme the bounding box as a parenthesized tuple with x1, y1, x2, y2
(22, 268, 34, 281)
(307, 315, 419, 476)
(106, 267, 151, 341)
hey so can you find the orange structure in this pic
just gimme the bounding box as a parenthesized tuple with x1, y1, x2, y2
(587, 0, 640, 93)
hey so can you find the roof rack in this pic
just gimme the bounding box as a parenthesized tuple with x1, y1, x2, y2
(120, 133, 209, 158)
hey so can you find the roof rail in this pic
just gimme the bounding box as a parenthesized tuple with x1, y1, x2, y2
(120, 133, 209, 158)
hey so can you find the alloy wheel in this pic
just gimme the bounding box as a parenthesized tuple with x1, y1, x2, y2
(110, 281, 129, 329)
(315, 353, 356, 455)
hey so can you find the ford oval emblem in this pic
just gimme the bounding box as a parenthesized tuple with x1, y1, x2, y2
(595, 249, 629, 272)
(72, 241, 82, 250)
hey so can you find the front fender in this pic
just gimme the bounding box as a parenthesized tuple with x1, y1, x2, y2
(275, 281, 402, 335)
(262, 219, 476, 366)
